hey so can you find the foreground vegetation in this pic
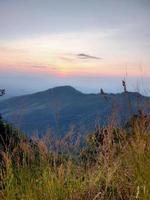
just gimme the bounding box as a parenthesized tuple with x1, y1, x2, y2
(0, 113, 150, 200)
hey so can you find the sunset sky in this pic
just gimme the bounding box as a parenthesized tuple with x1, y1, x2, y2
(0, 0, 150, 96)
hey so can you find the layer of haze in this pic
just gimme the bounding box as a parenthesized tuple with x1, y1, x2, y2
(0, 0, 150, 96)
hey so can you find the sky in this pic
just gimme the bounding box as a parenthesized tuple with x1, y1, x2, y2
(0, 0, 150, 96)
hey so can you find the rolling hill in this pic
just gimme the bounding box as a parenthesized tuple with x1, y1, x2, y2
(0, 86, 149, 137)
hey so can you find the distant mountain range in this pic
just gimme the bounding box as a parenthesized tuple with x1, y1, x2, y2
(0, 86, 149, 137)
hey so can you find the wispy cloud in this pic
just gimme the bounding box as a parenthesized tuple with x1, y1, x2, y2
(59, 52, 102, 62)
(77, 53, 102, 60)
(31, 65, 48, 69)
(59, 56, 75, 62)
(29, 64, 57, 71)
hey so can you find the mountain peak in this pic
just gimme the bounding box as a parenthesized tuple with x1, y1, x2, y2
(47, 85, 82, 95)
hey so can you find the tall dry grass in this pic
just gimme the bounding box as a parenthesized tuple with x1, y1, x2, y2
(0, 114, 150, 200)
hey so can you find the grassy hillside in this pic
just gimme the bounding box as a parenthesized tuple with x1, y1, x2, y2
(0, 113, 150, 200)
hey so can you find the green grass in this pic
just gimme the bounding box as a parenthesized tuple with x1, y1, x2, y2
(1, 120, 150, 200)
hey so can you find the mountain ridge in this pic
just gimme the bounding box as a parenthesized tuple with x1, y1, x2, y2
(1, 86, 147, 103)
(0, 86, 149, 137)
